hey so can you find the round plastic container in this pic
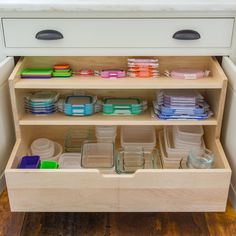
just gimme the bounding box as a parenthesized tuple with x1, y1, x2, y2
(31, 138, 55, 159)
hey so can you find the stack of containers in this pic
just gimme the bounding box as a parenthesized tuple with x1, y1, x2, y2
(153, 90, 213, 120)
(96, 126, 117, 143)
(159, 126, 205, 168)
(121, 126, 156, 151)
(127, 58, 159, 79)
(30, 138, 63, 161)
(52, 64, 72, 77)
(24, 91, 59, 115)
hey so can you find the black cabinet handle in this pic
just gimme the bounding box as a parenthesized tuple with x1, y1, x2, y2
(173, 30, 201, 40)
(35, 30, 63, 40)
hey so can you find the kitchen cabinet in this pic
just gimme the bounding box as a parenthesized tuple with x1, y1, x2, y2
(0, 1, 236, 212)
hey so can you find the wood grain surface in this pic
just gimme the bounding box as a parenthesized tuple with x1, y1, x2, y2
(0, 191, 236, 236)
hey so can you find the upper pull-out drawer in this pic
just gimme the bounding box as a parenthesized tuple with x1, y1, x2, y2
(2, 18, 234, 48)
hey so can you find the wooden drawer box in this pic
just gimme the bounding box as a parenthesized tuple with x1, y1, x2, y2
(2, 18, 234, 48)
(5, 55, 232, 212)
(5, 126, 231, 212)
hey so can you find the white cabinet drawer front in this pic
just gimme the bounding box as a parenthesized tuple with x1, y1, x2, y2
(2, 18, 234, 48)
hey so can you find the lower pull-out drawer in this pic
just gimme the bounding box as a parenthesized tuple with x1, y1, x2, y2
(5, 130, 231, 212)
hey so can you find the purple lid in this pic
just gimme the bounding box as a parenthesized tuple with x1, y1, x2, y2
(18, 155, 40, 169)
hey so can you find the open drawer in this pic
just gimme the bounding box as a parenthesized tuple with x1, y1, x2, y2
(5, 126, 231, 212)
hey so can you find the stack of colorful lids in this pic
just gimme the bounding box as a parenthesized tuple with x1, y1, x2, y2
(127, 58, 159, 79)
(53, 64, 72, 77)
(24, 91, 59, 115)
(21, 68, 53, 79)
(153, 90, 213, 120)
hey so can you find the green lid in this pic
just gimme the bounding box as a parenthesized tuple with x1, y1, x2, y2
(40, 160, 59, 169)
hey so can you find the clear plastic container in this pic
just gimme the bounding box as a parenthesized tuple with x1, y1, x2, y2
(81, 141, 114, 169)
(96, 126, 117, 143)
(159, 130, 183, 169)
(59, 153, 81, 169)
(174, 126, 204, 144)
(64, 128, 94, 153)
(163, 127, 189, 159)
(121, 126, 156, 151)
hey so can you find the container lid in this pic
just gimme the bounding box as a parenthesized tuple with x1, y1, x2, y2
(65, 95, 93, 105)
(103, 97, 141, 105)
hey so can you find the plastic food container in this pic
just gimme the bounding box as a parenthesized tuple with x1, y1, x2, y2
(121, 126, 156, 151)
(96, 126, 117, 143)
(81, 141, 114, 169)
(164, 127, 197, 159)
(173, 126, 204, 144)
(116, 148, 161, 174)
(63, 95, 95, 116)
(30, 138, 63, 161)
(159, 130, 182, 169)
(103, 97, 145, 115)
(64, 128, 94, 153)
(18, 156, 40, 169)
(58, 153, 81, 169)
(100, 69, 126, 79)
(24, 91, 59, 115)
(40, 160, 59, 169)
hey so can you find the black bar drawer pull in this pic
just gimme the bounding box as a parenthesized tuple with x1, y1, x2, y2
(173, 30, 201, 40)
(35, 30, 63, 40)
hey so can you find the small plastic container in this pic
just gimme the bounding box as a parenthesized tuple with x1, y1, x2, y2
(30, 138, 63, 161)
(96, 126, 117, 143)
(31, 138, 55, 159)
(40, 160, 59, 169)
(64, 128, 94, 153)
(100, 69, 126, 79)
(159, 130, 182, 169)
(121, 126, 156, 151)
(163, 127, 192, 159)
(58, 153, 81, 169)
(63, 95, 95, 116)
(18, 156, 40, 169)
(103, 98, 144, 115)
(174, 126, 204, 144)
(81, 141, 114, 169)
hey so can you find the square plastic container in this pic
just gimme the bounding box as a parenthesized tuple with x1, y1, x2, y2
(121, 126, 156, 151)
(64, 128, 94, 153)
(40, 160, 59, 169)
(58, 153, 81, 169)
(81, 141, 114, 169)
(103, 97, 143, 115)
(164, 127, 193, 160)
(64, 95, 95, 116)
(173, 126, 204, 144)
(18, 156, 40, 169)
(96, 126, 117, 143)
(159, 130, 182, 169)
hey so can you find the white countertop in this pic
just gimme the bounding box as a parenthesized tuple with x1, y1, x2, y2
(0, 0, 236, 12)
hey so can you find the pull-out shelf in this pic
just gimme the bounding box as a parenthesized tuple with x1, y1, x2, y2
(5, 56, 232, 212)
